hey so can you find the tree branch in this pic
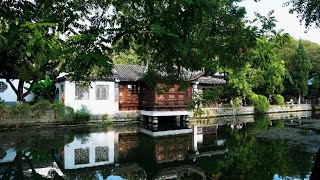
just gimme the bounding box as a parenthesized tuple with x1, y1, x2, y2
(5, 78, 18, 95)
(23, 80, 36, 98)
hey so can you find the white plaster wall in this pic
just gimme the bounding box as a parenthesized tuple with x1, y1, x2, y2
(0, 79, 35, 103)
(62, 81, 118, 115)
(63, 132, 115, 169)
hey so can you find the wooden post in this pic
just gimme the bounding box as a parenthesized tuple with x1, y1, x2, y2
(152, 116, 158, 124)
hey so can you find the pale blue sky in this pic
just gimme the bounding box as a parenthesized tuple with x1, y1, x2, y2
(240, 0, 320, 44)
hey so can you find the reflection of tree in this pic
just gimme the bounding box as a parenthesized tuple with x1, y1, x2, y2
(248, 114, 270, 133)
(0, 127, 96, 179)
(196, 116, 313, 179)
(1, 149, 64, 179)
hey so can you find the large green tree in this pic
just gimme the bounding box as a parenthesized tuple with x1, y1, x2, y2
(0, 21, 62, 101)
(250, 37, 287, 95)
(111, 0, 258, 84)
(0, 0, 112, 101)
(289, 40, 312, 103)
(274, 36, 320, 75)
(272, 36, 320, 98)
(226, 10, 288, 103)
(1, 0, 277, 102)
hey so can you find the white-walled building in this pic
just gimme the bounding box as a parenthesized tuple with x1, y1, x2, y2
(55, 132, 116, 170)
(0, 79, 35, 105)
(55, 64, 146, 115)
(55, 80, 118, 115)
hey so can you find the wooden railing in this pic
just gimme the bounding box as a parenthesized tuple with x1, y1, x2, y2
(142, 100, 189, 111)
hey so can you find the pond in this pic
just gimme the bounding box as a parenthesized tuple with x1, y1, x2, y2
(0, 111, 319, 179)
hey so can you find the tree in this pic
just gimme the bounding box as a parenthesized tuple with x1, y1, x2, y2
(111, 0, 258, 84)
(273, 36, 320, 98)
(285, 0, 320, 28)
(289, 40, 312, 103)
(0, 21, 62, 102)
(250, 37, 287, 95)
(301, 40, 320, 74)
(274, 36, 320, 75)
(0, 0, 113, 101)
(227, 34, 287, 105)
(111, 40, 145, 65)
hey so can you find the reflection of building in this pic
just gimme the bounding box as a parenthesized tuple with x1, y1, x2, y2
(111, 163, 147, 180)
(55, 132, 116, 170)
(190, 125, 228, 160)
(118, 133, 139, 160)
(154, 135, 192, 163)
(154, 165, 206, 180)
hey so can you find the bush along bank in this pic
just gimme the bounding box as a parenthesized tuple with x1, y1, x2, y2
(0, 100, 94, 128)
(191, 93, 311, 118)
(0, 100, 73, 127)
(0, 100, 121, 129)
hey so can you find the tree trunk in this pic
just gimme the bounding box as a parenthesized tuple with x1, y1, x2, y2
(298, 94, 301, 104)
(17, 80, 24, 102)
(6, 79, 35, 103)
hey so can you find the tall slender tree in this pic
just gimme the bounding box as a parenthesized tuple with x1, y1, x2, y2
(289, 40, 312, 104)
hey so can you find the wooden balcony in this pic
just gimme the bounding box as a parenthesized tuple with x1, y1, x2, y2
(142, 100, 189, 111)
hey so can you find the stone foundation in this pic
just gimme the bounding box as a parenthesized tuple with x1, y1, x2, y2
(195, 104, 313, 118)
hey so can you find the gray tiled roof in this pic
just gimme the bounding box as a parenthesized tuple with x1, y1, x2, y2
(196, 76, 226, 85)
(56, 64, 226, 85)
(112, 64, 145, 81)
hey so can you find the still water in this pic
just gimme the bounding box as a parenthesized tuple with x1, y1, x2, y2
(0, 112, 318, 179)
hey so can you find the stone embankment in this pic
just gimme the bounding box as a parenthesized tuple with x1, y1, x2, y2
(195, 104, 312, 118)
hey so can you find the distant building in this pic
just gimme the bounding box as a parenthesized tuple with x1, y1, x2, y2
(55, 64, 226, 121)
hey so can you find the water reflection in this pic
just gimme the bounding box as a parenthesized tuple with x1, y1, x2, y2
(0, 111, 316, 179)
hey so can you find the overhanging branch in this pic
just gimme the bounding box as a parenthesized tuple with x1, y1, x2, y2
(5, 78, 18, 95)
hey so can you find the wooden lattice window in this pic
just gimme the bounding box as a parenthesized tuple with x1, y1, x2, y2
(96, 85, 109, 100)
(95, 146, 109, 162)
(74, 148, 89, 165)
(0, 82, 8, 93)
(75, 84, 89, 100)
(132, 84, 140, 94)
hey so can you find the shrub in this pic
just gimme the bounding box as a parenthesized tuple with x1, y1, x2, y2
(103, 118, 113, 126)
(58, 106, 75, 122)
(0, 104, 10, 119)
(12, 103, 31, 117)
(272, 94, 285, 105)
(30, 100, 52, 118)
(52, 101, 64, 112)
(30, 76, 56, 102)
(52, 101, 75, 122)
(75, 105, 91, 123)
(193, 108, 204, 118)
(234, 97, 242, 106)
(248, 92, 259, 106)
(254, 95, 270, 114)
(52, 101, 64, 118)
(0, 103, 31, 119)
(0, 97, 4, 104)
